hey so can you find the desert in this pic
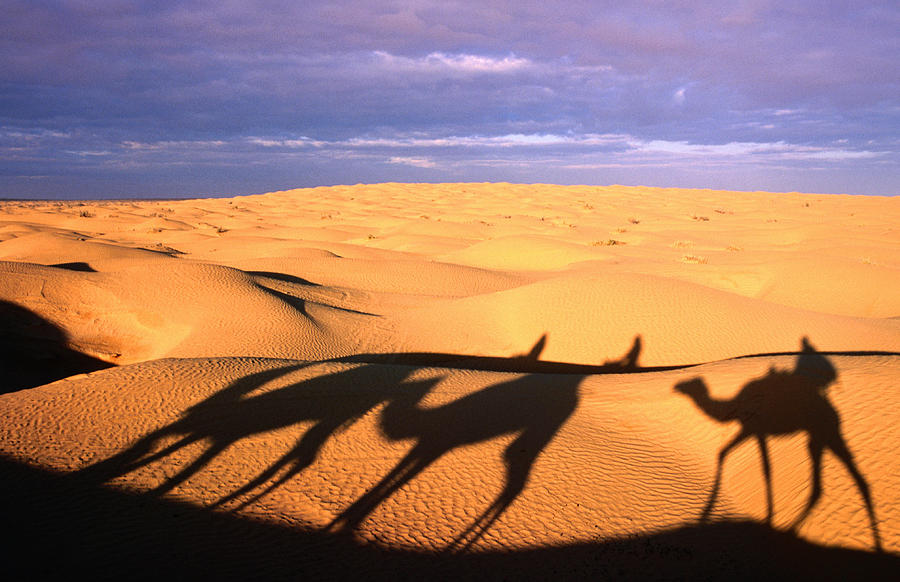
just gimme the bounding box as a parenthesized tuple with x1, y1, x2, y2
(1, 182, 898, 579)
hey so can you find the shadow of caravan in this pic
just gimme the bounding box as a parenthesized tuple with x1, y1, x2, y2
(75, 363, 444, 504)
(327, 334, 642, 551)
(76, 333, 642, 552)
(674, 337, 882, 552)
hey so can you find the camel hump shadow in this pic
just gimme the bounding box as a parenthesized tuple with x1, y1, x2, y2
(328, 333, 642, 552)
(674, 336, 882, 552)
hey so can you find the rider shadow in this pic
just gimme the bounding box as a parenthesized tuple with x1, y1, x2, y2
(75, 362, 444, 505)
(674, 337, 882, 552)
(327, 334, 643, 552)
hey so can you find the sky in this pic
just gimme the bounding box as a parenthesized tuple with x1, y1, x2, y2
(1, 1, 898, 199)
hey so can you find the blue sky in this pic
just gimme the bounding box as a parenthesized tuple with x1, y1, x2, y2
(2, 0, 898, 198)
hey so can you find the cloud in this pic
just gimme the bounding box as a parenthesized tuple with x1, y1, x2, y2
(339, 133, 628, 149)
(388, 156, 436, 168)
(65, 150, 112, 157)
(1, 128, 71, 140)
(628, 139, 884, 162)
(120, 140, 227, 151)
(1, 1, 898, 197)
(247, 137, 324, 148)
(261, 132, 884, 166)
(372, 51, 531, 74)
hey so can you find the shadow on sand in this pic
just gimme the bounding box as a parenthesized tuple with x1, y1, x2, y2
(675, 337, 882, 552)
(10, 333, 894, 578)
(326, 334, 597, 551)
(75, 335, 644, 550)
(0, 300, 112, 393)
(75, 362, 443, 500)
(3, 457, 898, 581)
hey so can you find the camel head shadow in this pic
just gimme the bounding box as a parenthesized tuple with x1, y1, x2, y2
(674, 337, 882, 552)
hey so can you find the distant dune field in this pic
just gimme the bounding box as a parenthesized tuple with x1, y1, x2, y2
(2, 184, 899, 579)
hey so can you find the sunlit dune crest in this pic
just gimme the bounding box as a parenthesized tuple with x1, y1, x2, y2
(2, 183, 899, 579)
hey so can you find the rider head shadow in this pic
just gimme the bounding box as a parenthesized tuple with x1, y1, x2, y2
(327, 334, 643, 552)
(674, 337, 882, 552)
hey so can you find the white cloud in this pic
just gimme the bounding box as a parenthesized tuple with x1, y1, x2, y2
(372, 51, 531, 74)
(1, 127, 71, 140)
(341, 133, 629, 148)
(235, 130, 887, 171)
(247, 137, 324, 148)
(627, 139, 882, 161)
(66, 150, 112, 157)
(388, 156, 436, 168)
(121, 140, 226, 151)
(116, 132, 884, 170)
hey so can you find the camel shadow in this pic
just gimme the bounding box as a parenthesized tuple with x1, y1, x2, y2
(327, 334, 643, 551)
(0, 300, 112, 393)
(75, 362, 444, 505)
(674, 337, 882, 552)
(75, 333, 643, 551)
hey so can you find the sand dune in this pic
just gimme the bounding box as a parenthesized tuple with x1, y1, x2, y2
(1, 184, 898, 578)
(3, 353, 897, 551)
(391, 272, 900, 365)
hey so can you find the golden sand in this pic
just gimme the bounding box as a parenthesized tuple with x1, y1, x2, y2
(2, 183, 898, 577)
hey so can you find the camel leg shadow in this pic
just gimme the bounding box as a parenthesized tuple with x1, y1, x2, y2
(213, 420, 340, 510)
(791, 436, 882, 552)
(326, 446, 436, 535)
(326, 435, 537, 553)
(702, 430, 776, 525)
(74, 429, 202, 488)
(73, 364, 308, 489)
(676, 342, 883, 553)
(446, 427, 553, 553)
(703, 429, 747, 522)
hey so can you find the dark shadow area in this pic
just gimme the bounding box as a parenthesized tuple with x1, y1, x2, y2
(3, 456, 897, 581)
(250, 271, 380, 316)
(74, 335, 639, 548)
(254, 284, 320, 324)
(252, 279, 377, 319)
(49, 261, 97, 272)
(675, 337, 883, 552)
(0, 300, 113, 393)
(327, 334, 588, 551)
(249, 270, 320, 287)
(258, 284, 377, 318)
(14, 333, 894, 577)
(75, 363, 443, 505)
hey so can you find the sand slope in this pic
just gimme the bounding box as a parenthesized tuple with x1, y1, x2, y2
(1, 184, 898, 576)
(1, 353, 896, 555)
